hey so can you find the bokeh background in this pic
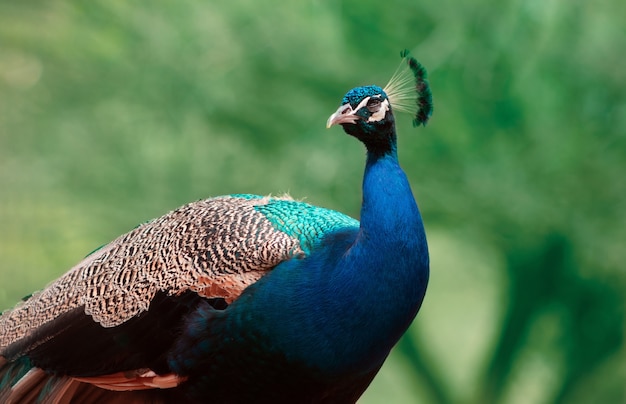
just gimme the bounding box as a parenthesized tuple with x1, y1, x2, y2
(1, 1, 624, 403)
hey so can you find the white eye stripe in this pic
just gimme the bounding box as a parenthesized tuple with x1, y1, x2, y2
(352, 96, 372, 114)
(350, 94, 390, 123)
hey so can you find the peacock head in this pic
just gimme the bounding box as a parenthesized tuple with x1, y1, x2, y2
(326, 50, 433, 150)
(326, 85, 395, 142)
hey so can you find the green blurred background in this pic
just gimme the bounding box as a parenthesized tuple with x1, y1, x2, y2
(0, 1, 624, 402)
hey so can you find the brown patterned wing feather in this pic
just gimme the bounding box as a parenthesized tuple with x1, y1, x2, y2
(0, 195, 302, 352)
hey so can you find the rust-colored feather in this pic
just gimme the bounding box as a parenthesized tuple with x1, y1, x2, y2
(73, 370, 187, 391)
(0, 360, 175, 403)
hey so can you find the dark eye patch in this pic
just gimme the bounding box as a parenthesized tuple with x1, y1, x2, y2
(366, 99, 381, 113)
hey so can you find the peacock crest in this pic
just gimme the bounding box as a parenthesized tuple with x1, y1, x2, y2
(384, 49, 434, 127)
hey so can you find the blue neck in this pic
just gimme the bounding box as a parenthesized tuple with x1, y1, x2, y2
(306, 146, 429, 372)
(222, 141, 429, 377)
(348, 147, 429, 338)
(360, 147, 417, 241)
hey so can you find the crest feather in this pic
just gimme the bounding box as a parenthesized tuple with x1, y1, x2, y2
(384, 49, 433, 127)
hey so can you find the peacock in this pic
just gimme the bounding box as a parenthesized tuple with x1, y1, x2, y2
(0, 50, 433, 403)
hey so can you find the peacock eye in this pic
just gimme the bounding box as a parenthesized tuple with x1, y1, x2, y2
(366, 99, 381, 113)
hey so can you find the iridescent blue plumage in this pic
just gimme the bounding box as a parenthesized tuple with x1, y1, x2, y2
(0, 53, 432, 403)
(342, 85, 387, 107)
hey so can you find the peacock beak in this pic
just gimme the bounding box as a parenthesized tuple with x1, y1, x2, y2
(326, 104, 360, 128)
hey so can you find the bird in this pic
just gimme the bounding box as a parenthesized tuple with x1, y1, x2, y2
(0, 50, 433, 404)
